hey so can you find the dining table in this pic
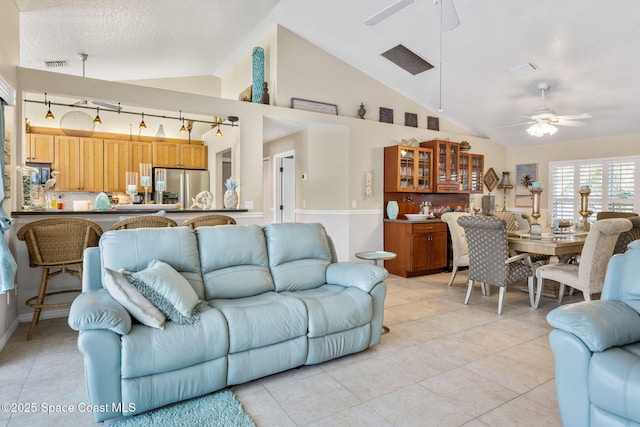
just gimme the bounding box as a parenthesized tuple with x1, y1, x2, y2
(507, 230, 588, 257)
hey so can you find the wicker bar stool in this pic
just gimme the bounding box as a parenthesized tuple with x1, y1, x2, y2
(182, 214, 236, 228)
(109, 215, 178, 230)
(17, 218, 103, 340)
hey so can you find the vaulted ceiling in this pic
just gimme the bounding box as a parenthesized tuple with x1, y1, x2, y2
(16, 0, 640, 147)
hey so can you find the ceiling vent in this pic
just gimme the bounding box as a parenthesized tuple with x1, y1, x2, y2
(381, 44, 434, 75)
(44, 60, 69, 68)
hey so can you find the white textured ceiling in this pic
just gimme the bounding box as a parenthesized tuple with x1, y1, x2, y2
(16, 0, 640, 147)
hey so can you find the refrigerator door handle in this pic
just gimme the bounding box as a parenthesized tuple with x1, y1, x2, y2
(179, 173, 185, 207)
(184, 173, 190, 207)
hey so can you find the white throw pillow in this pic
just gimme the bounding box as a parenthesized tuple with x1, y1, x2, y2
(102, 268, 166, 329)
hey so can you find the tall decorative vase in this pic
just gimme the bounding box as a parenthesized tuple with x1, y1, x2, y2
(155, 124, 166, 142)
(224, 190, 239, 209)
(252, 47, 265, 103)
(386, 201, 399, 220)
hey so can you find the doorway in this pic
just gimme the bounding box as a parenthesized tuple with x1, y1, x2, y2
(274, 151, 295, 223)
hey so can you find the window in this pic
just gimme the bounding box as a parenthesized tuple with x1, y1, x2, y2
(549, 157, 639, 221)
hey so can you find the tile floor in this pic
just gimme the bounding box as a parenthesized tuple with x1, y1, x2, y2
(0, 272, 580, 426)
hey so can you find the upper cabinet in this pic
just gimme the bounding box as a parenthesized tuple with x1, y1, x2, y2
(152, 142, 207, 169)
(460, 152, 485, 194)
(26, 134, 54, 163)
(384, 145, 433, 193)
(53, 136, 104, 192)
(103, 140, 130, 193)
(420, 140, 461, 193)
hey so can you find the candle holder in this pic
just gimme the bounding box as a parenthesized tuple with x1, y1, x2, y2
(125, 171, 139, 205)
(579, 186, 593, 231)
(139, 163, 152, 204)
(529, 186, 543, 238)
(155, 168, 166, 204)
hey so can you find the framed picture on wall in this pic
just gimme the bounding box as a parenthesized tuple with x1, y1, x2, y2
(515, 163, 538, 207)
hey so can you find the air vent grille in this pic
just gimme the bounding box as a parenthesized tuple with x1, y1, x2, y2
(381, 44, 433, 75)
(44, 60, 69, 68)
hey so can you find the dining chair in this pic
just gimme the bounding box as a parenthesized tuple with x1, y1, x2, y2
(534, 218, 632, 307)
(596, 211, 638, 221)
(488, 210, 519, 233)
(457, 215, 535, 314)
(17, 217, 103, 340)
(440, 212, 470, 287)
(182, 214, 237, 228)
(109, 215, 178, 230)
(613, 216, 640, 254)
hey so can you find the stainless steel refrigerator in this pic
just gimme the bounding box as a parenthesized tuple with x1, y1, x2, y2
(154, 168, 210, 208)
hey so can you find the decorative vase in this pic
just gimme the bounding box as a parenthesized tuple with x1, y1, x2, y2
(155, 124, 166, 142)
(224, 190, 239, 209)
(386, 201, 399, 220)
(252, 47, 265, 103)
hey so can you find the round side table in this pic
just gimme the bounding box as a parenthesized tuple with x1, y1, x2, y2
(355, 250, 396, 335)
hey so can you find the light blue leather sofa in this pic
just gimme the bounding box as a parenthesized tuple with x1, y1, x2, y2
(547, 240, 640, 426)
(68, 223, 387, 423)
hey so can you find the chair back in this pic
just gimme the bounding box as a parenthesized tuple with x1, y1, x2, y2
(17, 218, 103, 267)
(578, 218, 633, 294)
(488, 211, 518, 232)
(596, 211, 638, 221)
(109, 215, 178, 230)
(182, 214, 237, 228)
(614, 216, 640, 254)
(441, 212, 470, 260)
(457, 215, 510, 285)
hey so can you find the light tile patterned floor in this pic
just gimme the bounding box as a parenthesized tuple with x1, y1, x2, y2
(0, 272, 579, 426)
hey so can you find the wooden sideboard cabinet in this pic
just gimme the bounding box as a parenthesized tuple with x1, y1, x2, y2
(383, 221, 448, 277)
(460, 152, 484, 194)
(420, 140, 461, 193)
(384, 145, 433, 193)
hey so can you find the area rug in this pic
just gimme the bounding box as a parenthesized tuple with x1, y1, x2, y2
(112, 390, 255, 427)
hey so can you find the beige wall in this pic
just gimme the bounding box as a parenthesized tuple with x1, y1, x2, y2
(121, 75, 222, 98)
(0, 0, 20, 347)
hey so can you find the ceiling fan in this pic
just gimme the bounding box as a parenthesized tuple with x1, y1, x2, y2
(499, 82, 592, 137)
(364, 0, 460, 30)
(74, 53, 122, 112)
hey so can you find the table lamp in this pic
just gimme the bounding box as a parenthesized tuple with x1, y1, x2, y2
(497, 172, 513, 211)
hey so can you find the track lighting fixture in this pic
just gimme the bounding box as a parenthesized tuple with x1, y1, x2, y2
(93, 107, 102, 124)
(44, 93, 55, 119)
(216, 125, 222, 137)
(179, 110, 186, 132)
(139, 112, 147, 129)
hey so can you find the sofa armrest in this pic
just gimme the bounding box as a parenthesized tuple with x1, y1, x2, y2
(69, 289, 132, 335)
(546, 300, 640, 352)
(326, 262, 388, 293)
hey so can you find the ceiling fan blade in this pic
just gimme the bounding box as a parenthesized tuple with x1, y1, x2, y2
(555, 113, 591, 121)
(496, 121, 536, 129)
(93, 101, 122, 112)
(441, 0, 460, 31)
(553, 119, 587, 127)
(364, 0, 416, 25)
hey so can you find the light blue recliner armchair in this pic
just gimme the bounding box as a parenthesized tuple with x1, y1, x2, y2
(547, 240, 640, 426)
(68, 223, 387, 423)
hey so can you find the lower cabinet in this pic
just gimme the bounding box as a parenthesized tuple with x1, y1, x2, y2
(383, 221, 448, 277)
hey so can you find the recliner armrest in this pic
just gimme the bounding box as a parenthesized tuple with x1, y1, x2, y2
(547, 300, 640, 352)
(326, 262, 388, 293)
(69, 289, 132, 335)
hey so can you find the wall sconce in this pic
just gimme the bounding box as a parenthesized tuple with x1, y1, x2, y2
(93, 107, 102, 124)
(497, 171, 513, 211)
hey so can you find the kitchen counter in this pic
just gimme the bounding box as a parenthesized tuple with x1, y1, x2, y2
(11, 208, 248, 216)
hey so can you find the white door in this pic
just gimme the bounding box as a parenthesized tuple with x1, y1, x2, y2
(275, 154, 295, 223)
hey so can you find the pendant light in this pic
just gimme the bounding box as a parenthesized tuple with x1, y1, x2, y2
(179, 110, 186, 132)
(139, 112, 147, 129)
(216, 125, 222, 137)
(44, 93, 55, 119)
(93, 106, 102, 124)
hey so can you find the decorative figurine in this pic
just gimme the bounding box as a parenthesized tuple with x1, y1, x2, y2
(260, 82, 270, 105)
(358, 102, 366, 119)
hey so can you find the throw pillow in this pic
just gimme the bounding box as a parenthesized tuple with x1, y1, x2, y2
(123, 259, 201, 325)
(102, 268, 166, 329)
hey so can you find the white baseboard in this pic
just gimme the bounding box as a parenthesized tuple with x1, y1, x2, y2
(18, 307, 70, 323)
(0, 316, 19, 352)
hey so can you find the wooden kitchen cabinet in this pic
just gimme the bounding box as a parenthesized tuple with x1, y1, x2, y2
(152, 142, 207, 169)
(384, 145, 433, 193)
(420, 140, 461, 193)
(104, 140, 130, 192)
(459, 153, 484, 194)
(26, 134, 54, 163)
(129, 141, 153, 192)
(383, 221, 448, 277)
(53, 136, 104, 191)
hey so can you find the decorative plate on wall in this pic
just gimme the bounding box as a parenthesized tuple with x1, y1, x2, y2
(484, 167, 500, 192)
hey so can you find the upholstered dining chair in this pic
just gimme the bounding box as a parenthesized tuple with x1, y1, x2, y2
(109, 215, 178, 230)
(534, 218, 632, 308)
(182, 214, 236, 228)
(440, 212, 470, 287)
(596, 211, 638, 221)
(457, 215, 535, 315)
(17, 217, 103, 340)
(613, 216, 640, 254)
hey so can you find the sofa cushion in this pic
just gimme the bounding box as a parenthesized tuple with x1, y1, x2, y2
(210, 292, 308, 353)
(196, 225, 274, 299)
(123, 260, 201, 325)
(121, 305, 228, 379)
(100, 227, 205, 299)
(285, 285, 373, 337)
(102, 268, 166, 329)
(264, 223, 332, 292)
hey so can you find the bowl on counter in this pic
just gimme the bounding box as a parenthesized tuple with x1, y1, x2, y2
(404, 213, 430, 221)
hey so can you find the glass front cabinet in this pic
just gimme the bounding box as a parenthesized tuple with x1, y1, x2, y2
(384, 145, 433, 193)
(460, 152, 485, 194)
(419, 140, 461, 193)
